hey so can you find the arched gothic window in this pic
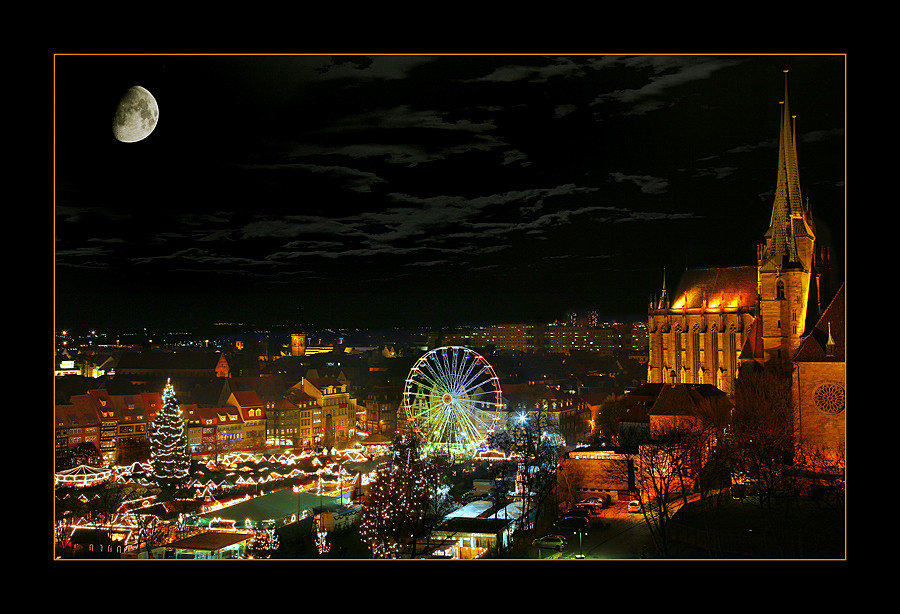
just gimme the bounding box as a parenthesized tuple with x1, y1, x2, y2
(691, 325, 701, 383)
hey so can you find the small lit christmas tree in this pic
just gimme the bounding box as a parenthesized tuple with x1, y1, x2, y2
(149, 378, 190, 488)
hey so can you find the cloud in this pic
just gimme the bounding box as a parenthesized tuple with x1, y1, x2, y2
(724, 138, 776, 155)
(554, 104, 579, 118)
(801, 128, 844, 143)
(593, 56, 743, 115)
(55, 246, 114, 270)
(314, 55, 438, 80)
(404, 259, 452, 268)
(613, 211, 701, 224)
(231, 181, 698, 263)
(216, 185, 604, 270)
(129, 247, 272, 268)
(470, 56, 587, 83)
(610, 172, 669, 194)
(288, 106, 507, 167)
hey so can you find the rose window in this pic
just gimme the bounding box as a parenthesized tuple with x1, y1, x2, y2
(813, 383, 845, 414)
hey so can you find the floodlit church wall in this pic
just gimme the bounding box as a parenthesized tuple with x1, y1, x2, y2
(647, 310, 753, 395)
(793, 361, 846, 459)
(759, 270, 811, 361)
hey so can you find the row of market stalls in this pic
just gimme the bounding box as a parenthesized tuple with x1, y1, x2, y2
(55, 443, 387, 495)
(150, 489, 350, 559)
(55, 442, 389, 559)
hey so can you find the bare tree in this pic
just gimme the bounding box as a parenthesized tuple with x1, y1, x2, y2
(678, 393, 733, 509)
(795, 444, 845, 518)
(497, 408, 563, 541)
(628, 425, 694, 558)
(729, 360, 795, 513)
(595, 395, 628, 447)
(89, 484, 129, 526)
(130, 512, 167, 558)
(66, 442, 102, 469)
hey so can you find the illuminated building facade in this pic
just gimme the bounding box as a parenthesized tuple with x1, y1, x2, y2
(55, 397, 102, 466)
(648, 73, 836, 398)
(284, 388, 320, 449)
(291, 333, 307, 356)
(451, 322, 627, 355)
(111, 392, 161, 465)
(363, 385, 402, 437)
(545, 324, 622, 355)
(470, 323, 544, 353)
(213, 407, 244, 452)
(791, 283, 845, 459)
(55, 389, 161, 466)
(291, 377, 357, 448)
(648, 267, 758, 395)
(226, 390, 267, 452)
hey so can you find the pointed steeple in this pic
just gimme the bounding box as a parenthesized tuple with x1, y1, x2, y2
(658, 268, 668, 309)
(762, 70, 815, 271)
(825, 321, 836, 357)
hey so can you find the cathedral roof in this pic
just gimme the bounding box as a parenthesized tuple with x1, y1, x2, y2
(670, 266, 758, 310)
(739, 316, 765, 361)
(650, 383, 732, 418)
(793, 282, 845, 363)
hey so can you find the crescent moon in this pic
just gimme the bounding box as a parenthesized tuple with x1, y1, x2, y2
(112, 85, 159, 143)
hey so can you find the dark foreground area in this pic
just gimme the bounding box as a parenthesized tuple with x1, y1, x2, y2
(667, 496, 845, 559)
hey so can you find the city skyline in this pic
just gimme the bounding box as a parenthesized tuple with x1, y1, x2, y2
(54, 53, 845, 333)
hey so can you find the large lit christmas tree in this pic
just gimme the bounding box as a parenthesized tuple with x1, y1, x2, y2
(149, 378, 190, 488)
(357, 429, 453, 558)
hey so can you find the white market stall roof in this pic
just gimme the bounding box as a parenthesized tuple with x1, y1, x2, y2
(55, 464, 112, 487)
(358, 434, 392, 445)
(445, 500, 494, 519)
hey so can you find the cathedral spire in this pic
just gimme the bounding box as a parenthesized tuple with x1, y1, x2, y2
(658, 268, 668, 309)
(783, 73, 807, 224)
(764, 69, 812, 270)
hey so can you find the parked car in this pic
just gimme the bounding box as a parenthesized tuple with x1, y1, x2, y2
(531, 534, 567, 551)
(554, 516, 590, 534)
(563, 507, 592, 519)
(582, 496, 608, 507)
(574, 503, 601, 515)
(627, 500, 641, 513)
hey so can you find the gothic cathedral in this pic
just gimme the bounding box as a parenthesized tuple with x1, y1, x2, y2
(647, 72, 844, 457)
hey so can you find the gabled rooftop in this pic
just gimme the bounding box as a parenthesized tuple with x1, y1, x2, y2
(794, 282, 845, 363)
(668, 266, 759, 311)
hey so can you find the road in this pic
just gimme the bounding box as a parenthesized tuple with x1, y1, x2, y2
(535, 500, 656, 560)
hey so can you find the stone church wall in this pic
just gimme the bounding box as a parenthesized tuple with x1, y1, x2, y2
(793, 361, 846, 458)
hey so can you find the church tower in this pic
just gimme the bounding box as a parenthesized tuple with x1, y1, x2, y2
(755, 70, 826, 363)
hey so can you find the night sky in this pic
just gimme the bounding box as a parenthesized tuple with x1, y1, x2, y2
(53, 54, 845, 333)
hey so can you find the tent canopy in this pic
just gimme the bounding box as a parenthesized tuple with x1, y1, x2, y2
(358, 434, 392, 445)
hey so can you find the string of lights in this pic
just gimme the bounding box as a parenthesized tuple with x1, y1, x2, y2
(149, 379, 190, 487)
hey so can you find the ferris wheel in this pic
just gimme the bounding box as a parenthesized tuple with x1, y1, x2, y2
(402, 346, 504, 459)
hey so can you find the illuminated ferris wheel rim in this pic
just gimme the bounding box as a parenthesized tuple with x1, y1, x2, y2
(402, 346, 503, 455)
